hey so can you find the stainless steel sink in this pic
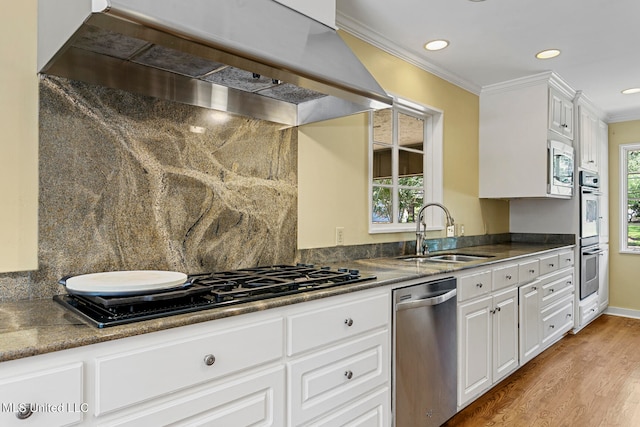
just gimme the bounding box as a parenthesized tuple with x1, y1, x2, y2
(398, 253, 494, 263)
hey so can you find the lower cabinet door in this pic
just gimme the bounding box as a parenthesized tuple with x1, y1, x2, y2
(519, 281, 542, 365)
(457, 295, 492, 407)
(492, 288, 519, 382)
(288, 329, 389, 426)
(100, 366, 285, 427)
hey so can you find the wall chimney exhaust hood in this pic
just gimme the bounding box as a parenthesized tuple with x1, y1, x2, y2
(38, 0, 392, 127)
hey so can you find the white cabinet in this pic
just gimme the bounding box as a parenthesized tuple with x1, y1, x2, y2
(479, 72, 576, 199)
(578, 105, 599, 172)
(491, 288, 519, 383)
(94, 318, 284, 415)
(549, 87, 574, 140)
(518, 281, 541, 365)
(457, 287, 518, 407)
(0, 362, 83, 427)
(599, 244, 609, 312)
(286, 290, 390, 426)
(599, 119, 609, 243)
(458, 294, 492, 406)
(0, 2, 38, 272)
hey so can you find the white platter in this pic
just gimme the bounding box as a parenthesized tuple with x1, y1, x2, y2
(63, 270, 189, 296)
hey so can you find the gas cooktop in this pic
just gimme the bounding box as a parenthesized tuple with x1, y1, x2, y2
(54, 264, 375, 328)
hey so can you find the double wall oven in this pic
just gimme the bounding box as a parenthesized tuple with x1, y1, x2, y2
(579, 171, 602, 300)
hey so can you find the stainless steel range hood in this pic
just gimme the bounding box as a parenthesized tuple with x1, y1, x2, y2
(38, 0, 392, 126)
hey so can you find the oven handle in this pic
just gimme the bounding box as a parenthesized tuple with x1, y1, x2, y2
(583, 249, 604, 256)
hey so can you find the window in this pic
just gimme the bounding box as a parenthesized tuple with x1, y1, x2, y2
(621, 143, 640, 252)
(369, 97, 443, 233)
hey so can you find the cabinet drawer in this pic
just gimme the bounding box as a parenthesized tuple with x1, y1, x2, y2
(305, 386, 389, 427)
(518, 259, 540, 284)
(579, 299, 600, 326)
(0, 362, 83, 427)
(458, 270, 492, 302)
(492, 263, 519, 291)
(287, 292, 389, 356)
(102, 366, 285, 427)
(541, 295, 574, 346)
(558, 250, 575, 269)
(539, 253, 560, 275)
(540, 274, 574, 308)
(95, 317, 283, 415)
(288, 329, 389, 426)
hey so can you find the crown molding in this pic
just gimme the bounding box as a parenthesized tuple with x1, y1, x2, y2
(336, 11, 481, 95)
(607, 108, 640, 124)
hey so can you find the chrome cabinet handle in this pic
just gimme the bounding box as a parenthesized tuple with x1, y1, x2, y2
(505, 275, 512, 280)
(15, 404, 33, 420)
(476, 283, 483, 288)
(550, 324, 555, 329)
(344, 318, 354, 327)
(344, 370, 353, 380)
(529, 269, 536, 274)
(204, 354, 216, 366)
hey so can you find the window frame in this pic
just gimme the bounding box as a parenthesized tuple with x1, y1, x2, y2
(620, 142, 640, 254)
(368, 96, 443, 234)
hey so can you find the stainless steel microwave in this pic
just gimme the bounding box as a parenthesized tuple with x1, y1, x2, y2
(548, 139, 574, 197)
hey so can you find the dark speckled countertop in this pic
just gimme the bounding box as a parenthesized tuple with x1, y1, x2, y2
(0, 242, 572, 363)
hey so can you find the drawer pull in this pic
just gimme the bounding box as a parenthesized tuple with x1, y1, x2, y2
(549, 288, 555, 293)
(567, 313, 572, 318)
(15, 403, 33, 420)
(529, 269, 536, 274)
(566, 258, 572, 262)
(506, 275, 512, 280)
(549, 324, 555, 329)
(344, 318, 354, 327)
(476, 283, 483, 288)
(549, 263, 555, 267)
(532, 286, 537, 290)
(567, 281, 572, 285)
(203, 354, 216, 366)
(344, 370, 353, 380)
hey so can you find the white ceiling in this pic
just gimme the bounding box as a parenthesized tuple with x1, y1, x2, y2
(336, 0, 640, 123)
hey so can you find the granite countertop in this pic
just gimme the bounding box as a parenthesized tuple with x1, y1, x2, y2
(0, 242, 573, 363)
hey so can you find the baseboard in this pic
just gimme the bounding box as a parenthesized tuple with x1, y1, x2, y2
(604, 306, 640, 319)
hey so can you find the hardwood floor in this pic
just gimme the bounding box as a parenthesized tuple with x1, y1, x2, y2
(444, 315, 640, 427)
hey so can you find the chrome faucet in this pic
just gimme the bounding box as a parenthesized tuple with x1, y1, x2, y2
(415, 203, 455, 255)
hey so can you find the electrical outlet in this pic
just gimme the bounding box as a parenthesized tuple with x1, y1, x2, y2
(456, 224, 465, 236)
(446, 225, 455, 237)
(336, 227, 345, 245)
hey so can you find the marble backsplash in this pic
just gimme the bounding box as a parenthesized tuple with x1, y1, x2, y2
(0, 76, 297, 301)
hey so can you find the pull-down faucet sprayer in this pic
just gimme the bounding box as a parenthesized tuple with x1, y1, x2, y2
(415, 203, 455, 255)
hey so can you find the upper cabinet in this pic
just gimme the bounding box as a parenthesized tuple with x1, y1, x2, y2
(549, 87, 574, 140)
(479, 72, 576, 199)
(575, 92, 605, 174)
(0, 2, 38, 272)
(273, 0, 336, 28)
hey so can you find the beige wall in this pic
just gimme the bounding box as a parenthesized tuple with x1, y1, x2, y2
(298, 32, 509, 249)
(0, 1, 38, 272)
(608, 120, 640, 311)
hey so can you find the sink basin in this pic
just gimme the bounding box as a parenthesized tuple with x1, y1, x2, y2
(398, 253, 494, 263)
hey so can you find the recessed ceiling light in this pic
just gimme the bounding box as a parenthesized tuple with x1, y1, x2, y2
(424, 39, 449, 51)
(622, 88, 640, 95)
(535, 49, 561, 59)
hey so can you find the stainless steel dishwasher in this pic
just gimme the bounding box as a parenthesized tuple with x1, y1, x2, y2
(393, 276, 457, 427)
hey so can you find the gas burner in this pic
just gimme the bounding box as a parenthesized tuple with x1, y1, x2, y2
(54, 264, 375, 328)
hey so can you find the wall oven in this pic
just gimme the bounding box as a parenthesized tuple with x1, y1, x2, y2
(579, 171, 601, 300)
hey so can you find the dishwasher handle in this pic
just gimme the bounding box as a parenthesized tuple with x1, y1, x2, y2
(395, 288, 457, 311)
